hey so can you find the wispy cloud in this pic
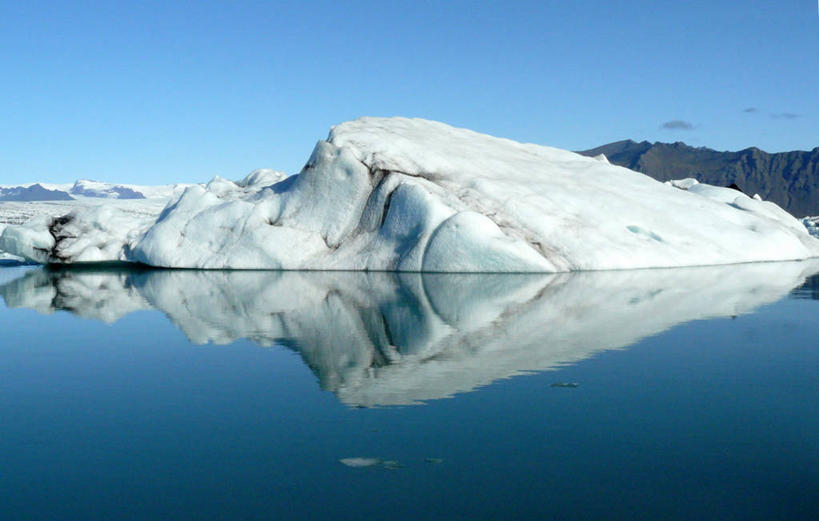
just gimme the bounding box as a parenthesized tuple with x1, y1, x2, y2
(742, 107, 758, 113)
(660, 120, 694, 130)
(770, 112, 800, 119)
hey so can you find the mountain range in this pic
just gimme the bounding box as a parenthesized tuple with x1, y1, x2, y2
(0, 179, 149, 202)
(579, 141, 819, 217)
(0, 184, 74, 202)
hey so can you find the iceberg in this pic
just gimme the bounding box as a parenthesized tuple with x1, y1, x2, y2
(2, 262, 817, 406)
(2, 117, 817, 271)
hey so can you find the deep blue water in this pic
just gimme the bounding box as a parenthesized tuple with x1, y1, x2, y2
(0, 264, 817, 520)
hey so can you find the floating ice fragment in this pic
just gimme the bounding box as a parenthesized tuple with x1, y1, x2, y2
(339, 457, 382, 468)
(339, 457, 403, 470)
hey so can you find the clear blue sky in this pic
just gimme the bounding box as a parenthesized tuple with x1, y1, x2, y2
(0, 0, 816, 185)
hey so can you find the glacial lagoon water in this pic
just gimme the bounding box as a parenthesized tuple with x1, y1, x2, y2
(0, 263, 817, 520)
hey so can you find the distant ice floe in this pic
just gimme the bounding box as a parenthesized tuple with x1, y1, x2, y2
(339, 458, 382, 468)
(338, 458, 402, 469)
(2, 261, 817, 406)
(2, 117, 817, 271)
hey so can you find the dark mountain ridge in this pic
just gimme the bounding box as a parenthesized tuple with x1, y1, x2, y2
(579, 140, 819, 216)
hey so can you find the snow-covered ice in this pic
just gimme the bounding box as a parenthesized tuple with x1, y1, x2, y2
(0, 199, 171, 264)
(2, 261, 817, 405)
(2, 117, 818, 271)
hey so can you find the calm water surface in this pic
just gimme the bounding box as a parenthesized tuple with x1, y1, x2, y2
(0, 263, 817, 520)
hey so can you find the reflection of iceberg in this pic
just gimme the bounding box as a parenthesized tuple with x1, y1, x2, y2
(2, 262, 818, 406)
(0, 267, 152, 322)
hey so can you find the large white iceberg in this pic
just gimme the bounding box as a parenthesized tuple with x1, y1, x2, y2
(2, 118, 818, 271)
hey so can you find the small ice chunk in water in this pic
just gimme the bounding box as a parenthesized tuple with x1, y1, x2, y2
(339, 457, 382, 468)
(339, 457, 404, 469)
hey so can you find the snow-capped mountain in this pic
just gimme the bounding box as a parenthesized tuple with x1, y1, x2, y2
(0, 184, 73, 202)
(69, 179, 145, 199)
(0, 179, 192, 201)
